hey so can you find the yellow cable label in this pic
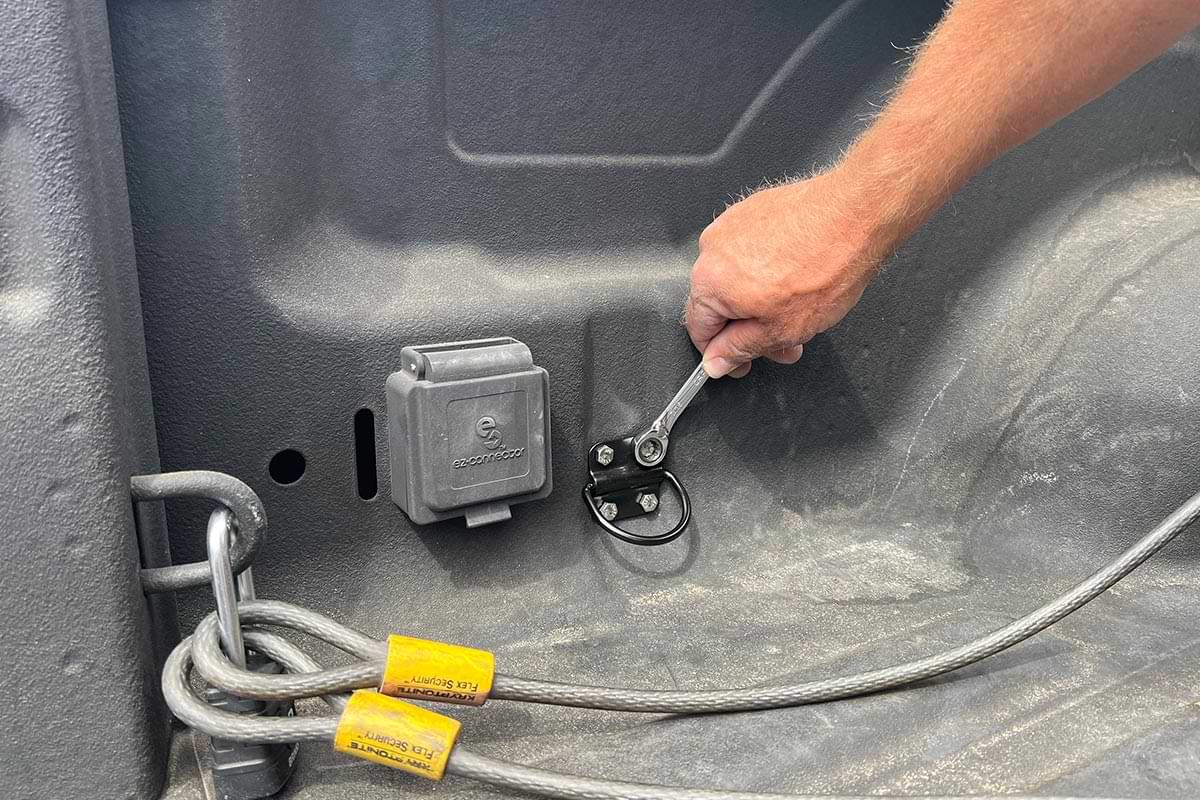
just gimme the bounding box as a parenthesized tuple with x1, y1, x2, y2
(380, 634, 495, 706)
(333, 691, 460, 780)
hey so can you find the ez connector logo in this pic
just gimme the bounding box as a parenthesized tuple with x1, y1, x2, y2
(452, 416, 525, 470)
(475, 416, 503, 450)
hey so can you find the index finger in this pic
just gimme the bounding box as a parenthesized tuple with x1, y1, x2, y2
(683, 286, 734, 354)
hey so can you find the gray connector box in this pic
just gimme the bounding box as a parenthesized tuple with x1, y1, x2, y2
(386, 338, 552, 527)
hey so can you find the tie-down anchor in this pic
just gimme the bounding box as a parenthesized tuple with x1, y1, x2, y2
(583, 362, 707, 545)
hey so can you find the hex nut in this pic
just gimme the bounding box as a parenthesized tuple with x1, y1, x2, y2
(638, 493, 659, 513)
(637, 438, 663, 463)
(596, 445, 614, 466)
(599, 501, 619, 521)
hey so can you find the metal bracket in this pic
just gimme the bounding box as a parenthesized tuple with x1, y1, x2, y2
(583, 437, 690, 546)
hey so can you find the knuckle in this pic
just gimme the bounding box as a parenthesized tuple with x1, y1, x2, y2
(728, 331, 767, 359)
(692, 286, 731, 321)
(690, 256, 717, 285)
(761, 318, 796, 348)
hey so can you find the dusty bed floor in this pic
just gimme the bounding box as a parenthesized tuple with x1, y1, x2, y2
(165, 532, 1200, 799)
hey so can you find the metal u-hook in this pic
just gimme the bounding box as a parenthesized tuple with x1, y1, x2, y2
(206, 507, 248, 669)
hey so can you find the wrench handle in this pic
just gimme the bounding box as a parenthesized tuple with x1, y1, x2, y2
(650, 362, 709, 437)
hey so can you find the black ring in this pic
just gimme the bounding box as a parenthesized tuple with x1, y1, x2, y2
(583, 470, 691, 546)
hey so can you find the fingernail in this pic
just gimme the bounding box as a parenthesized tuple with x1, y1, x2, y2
(703, 357, 737, 379)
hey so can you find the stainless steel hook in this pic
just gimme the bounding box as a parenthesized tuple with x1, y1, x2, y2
(206, 507, 248, 669)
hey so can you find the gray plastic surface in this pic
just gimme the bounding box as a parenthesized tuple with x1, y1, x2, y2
(85, 1, 1200, 798)
(388, 338, 552, 526)
(0, 1, 172, 798)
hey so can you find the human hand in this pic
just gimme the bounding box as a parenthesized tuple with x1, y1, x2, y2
(684, 171, 891, 378)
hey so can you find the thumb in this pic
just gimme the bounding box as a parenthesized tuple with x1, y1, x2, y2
(701, 319, 775, 378)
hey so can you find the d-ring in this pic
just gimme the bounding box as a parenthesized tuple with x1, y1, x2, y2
(583, 470, 691, 546)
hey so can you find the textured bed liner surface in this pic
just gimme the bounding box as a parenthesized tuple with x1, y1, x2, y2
(106, 5, 1200, 797)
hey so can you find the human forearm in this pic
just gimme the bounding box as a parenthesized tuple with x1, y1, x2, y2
(685, 0, 1200, 377)
(836, 0, 1200, 252)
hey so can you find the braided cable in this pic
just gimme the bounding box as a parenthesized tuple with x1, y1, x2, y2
(190, 488, 1200, 712)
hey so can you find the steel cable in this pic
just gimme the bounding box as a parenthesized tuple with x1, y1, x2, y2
(189, 487, 1200, 713)
(165, 624, 1026, 800)
(444, 749, 1078, 800)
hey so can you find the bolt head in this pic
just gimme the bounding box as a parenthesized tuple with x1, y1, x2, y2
(638, 493, 659, 513)
(595, 445, 614, 466)
(599, 502, 619, 521)
(637, 438, 663, 463)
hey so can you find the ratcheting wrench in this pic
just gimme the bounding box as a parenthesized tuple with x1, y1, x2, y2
(632, 362, 708, 467)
